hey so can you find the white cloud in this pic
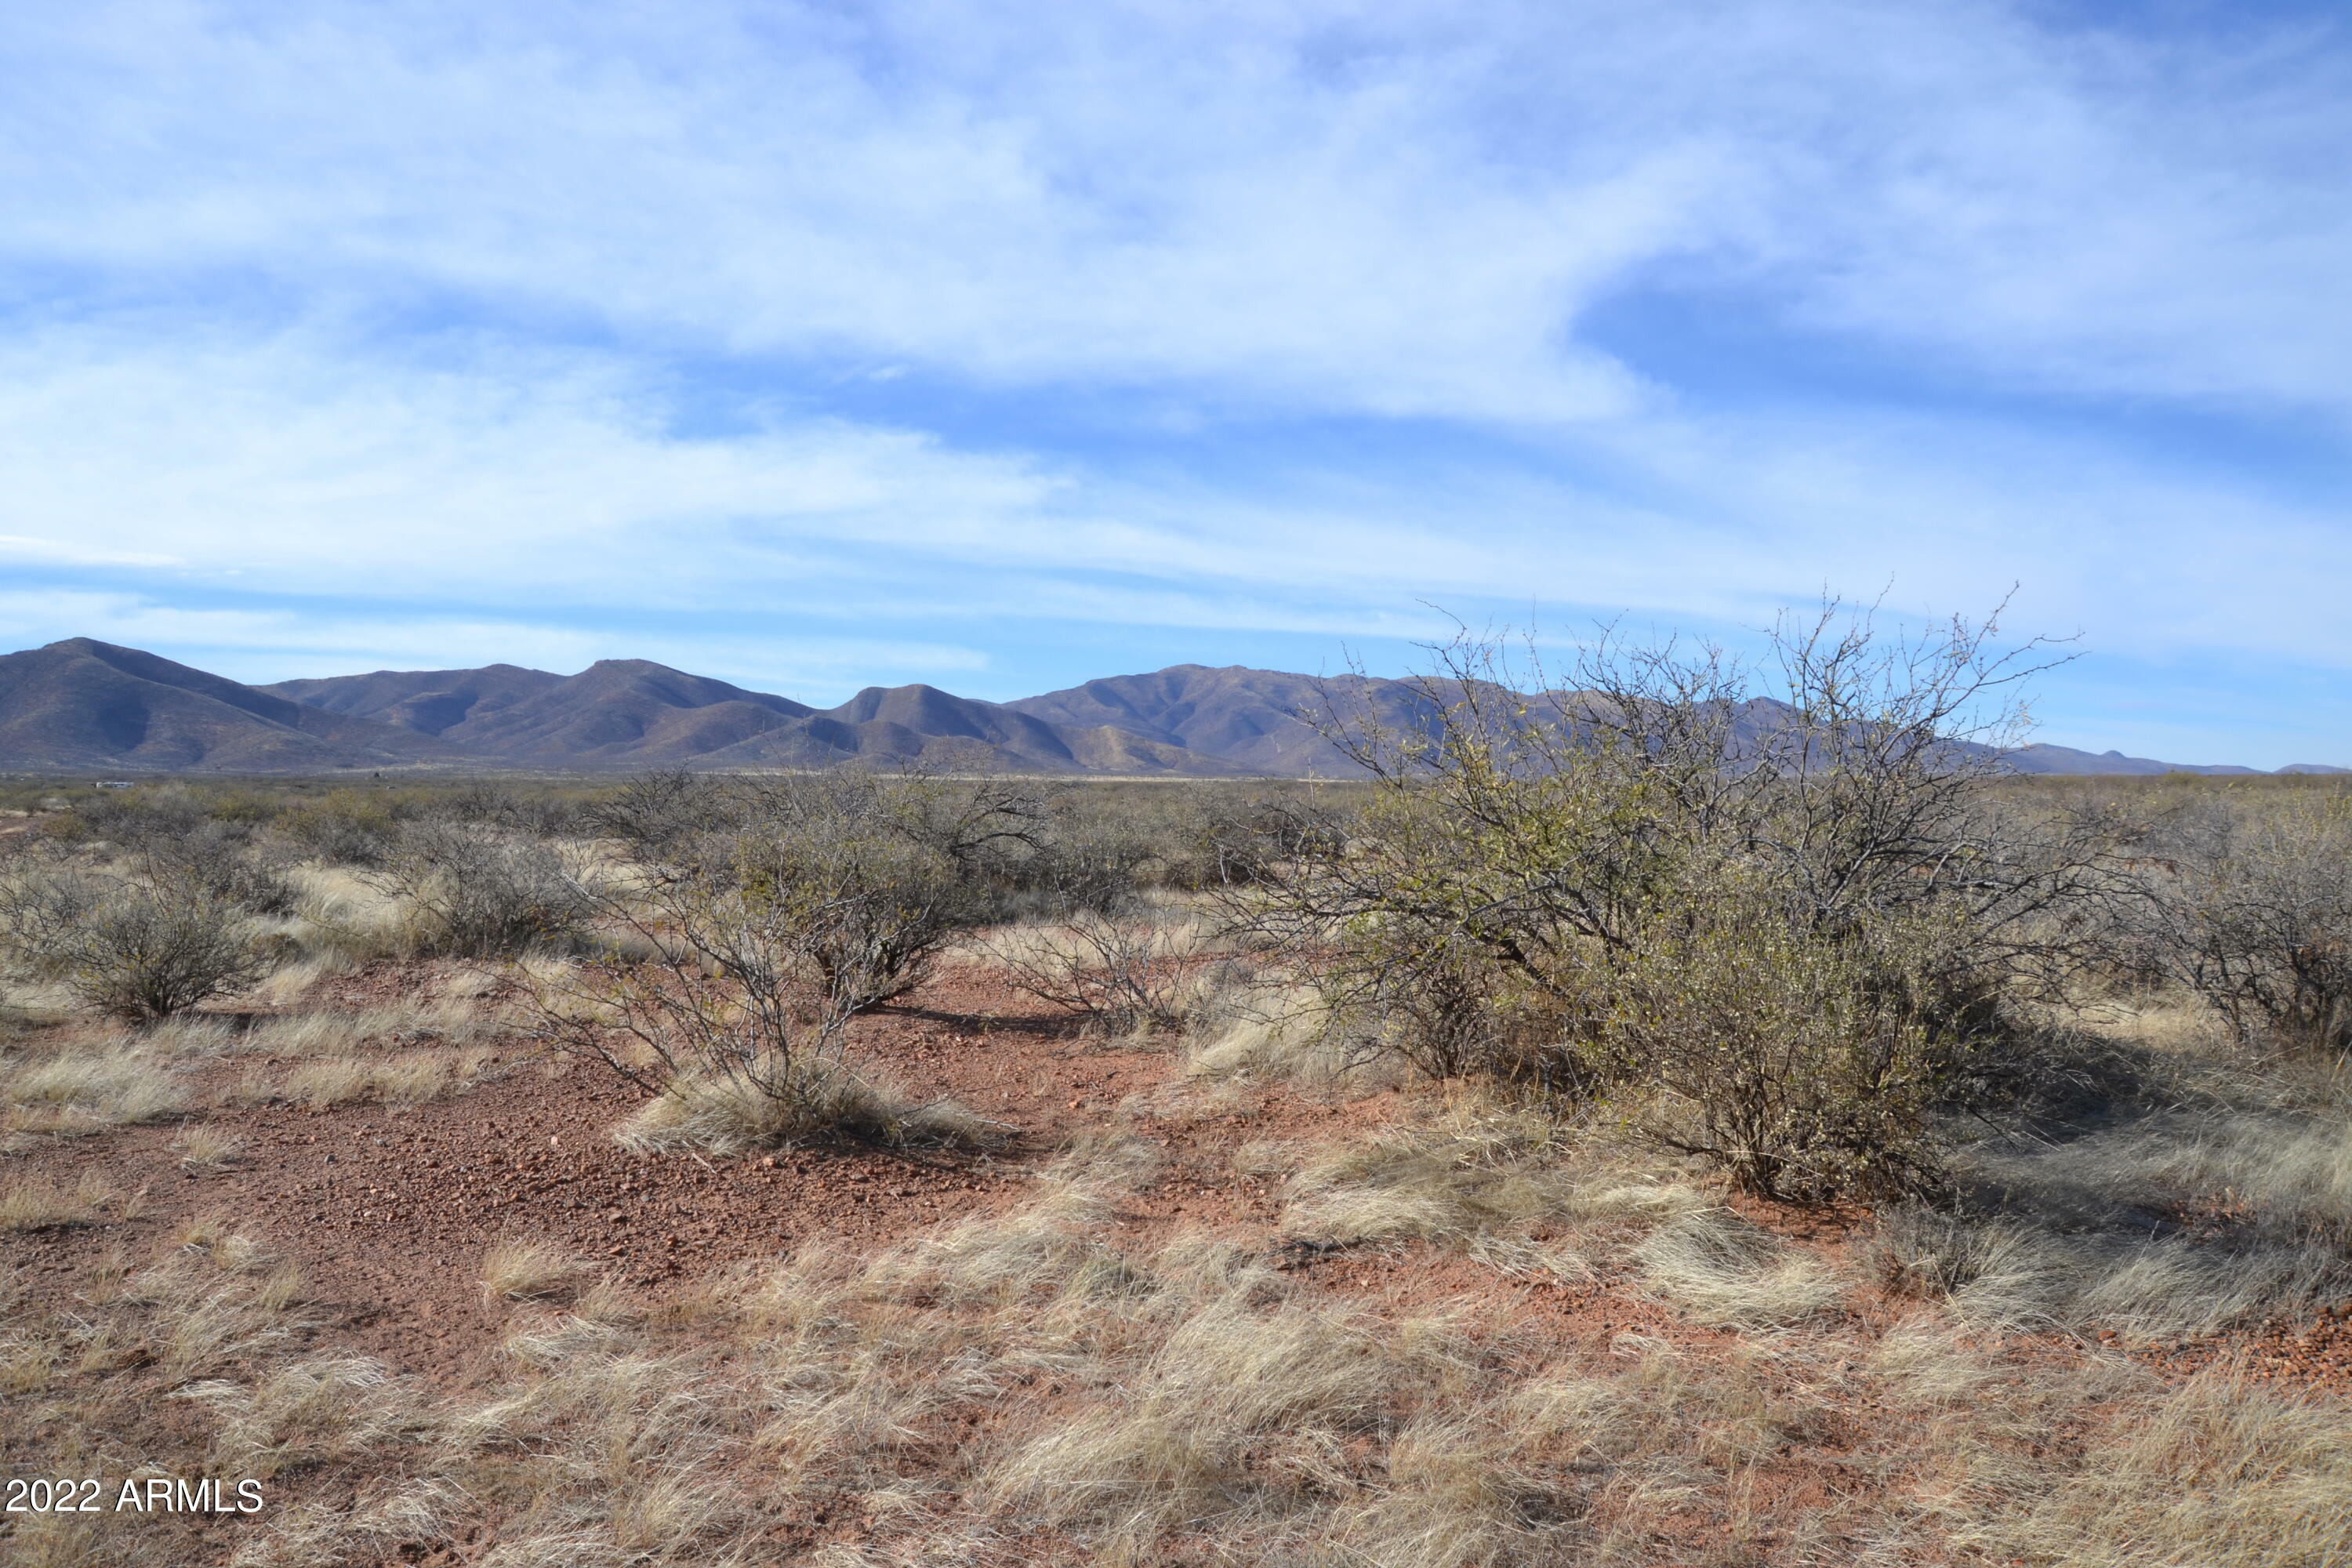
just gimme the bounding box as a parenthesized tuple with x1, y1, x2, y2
(5, 2, 2339, 423)
(0, 0, 2344, 757)
(0, 590, 606, 673)
(2, 321, 2349, 684)
(0, 324, 1058, 601)
(0, 535, 179, 568)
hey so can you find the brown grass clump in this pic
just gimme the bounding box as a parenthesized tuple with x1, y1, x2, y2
(1632, 1209, 1845, 1329)
(615, 1058, 1006, 1156)
(1276, 1101, 1705, 1281)
(170, 1124, 245, 1172)
(481, 1239, 593, 1303)
(276, 1047, 492, 1110)
(1960, 1369, 2352, 1567)
(2, 1044, 187, 1139)
(0, 1170, 122, 1231)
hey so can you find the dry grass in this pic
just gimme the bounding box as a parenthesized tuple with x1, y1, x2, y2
(132, 1012, 239, 1055)
(1182, 976, 1372, 1088)
(481, 1239, 592, 1303)
(1276, 1101, 1708, 1283)
(1958, 1369, 2352, 1566)
(1884, 1014, 2352, 1342)
(616, 1059, 1007, 1156)
(7, 1131, 2352, 1568)
(251, 944, 361, 1005)
(2, 1043, 187, 1140)
(11, 966, 2352, 1566)
(171, 1123, 245, 1171)
(1631, 1209, 1845, 1329)
(282, 862, 412, 962)
(0, 1170, 122, 1231)
(241, 998, 488, 1057)
(274, 1047, 494, 1110)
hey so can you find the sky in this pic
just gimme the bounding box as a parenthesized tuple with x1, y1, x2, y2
(1, 1, 2347, 765)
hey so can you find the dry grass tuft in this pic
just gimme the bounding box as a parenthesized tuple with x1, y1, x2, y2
(275, 1047, 493, 1110)
(252, 944, 361, 1005)
(0, 1170, 122, 1231)
(1962, 1369, 2352, 1566)
(1277, 1102, 1705, 1281)
(482, 1239, 593, 1303)
(171, 1123, 246, 1171)
(243, 999, 488, 1058)
(3, 1044, 188, 1138)
(1182, 978, 1370, 1087)
(1632, 1210, 1844, 1329)
(616, 1060, 1007, 1156)
(137, 1014, 238, 1055)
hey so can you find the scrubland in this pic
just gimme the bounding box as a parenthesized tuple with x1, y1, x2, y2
(6, 616, 2352, 1564)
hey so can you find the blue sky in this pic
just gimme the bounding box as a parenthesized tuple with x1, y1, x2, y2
(1, 2, 2347, 765)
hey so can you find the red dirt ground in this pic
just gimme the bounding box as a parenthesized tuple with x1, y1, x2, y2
(6, 958, 2350, 1567)
(0, 967, 1421, 1389)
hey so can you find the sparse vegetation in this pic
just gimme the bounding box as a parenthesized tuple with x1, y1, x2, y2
(11, 651, 2352, 1564)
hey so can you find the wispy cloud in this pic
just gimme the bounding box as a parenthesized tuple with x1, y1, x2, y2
(0, 2, 2344, 759)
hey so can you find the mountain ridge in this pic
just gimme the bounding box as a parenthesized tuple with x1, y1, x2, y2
(0, 640, 2335, 777)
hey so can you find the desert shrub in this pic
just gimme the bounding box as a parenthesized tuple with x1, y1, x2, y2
(0, 860, 263, 1022)
(1591, 893, 1962, 1200)
(710, 771, 1045, 1014)
(371, 819, 593, 957)
(67, 782, 211, 848)
(147, 819, 297, 915)
(2143, 793, 2352, 1054)
(537, 834, 996, 1152)
(271, 789, 411, 867)
(1232, 604, 2132, 1200)
(583, 768, 728, 855)
(991, 907, 1207, 1034)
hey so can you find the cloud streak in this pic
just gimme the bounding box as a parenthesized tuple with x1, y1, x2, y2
(0, 1, 2344, 760)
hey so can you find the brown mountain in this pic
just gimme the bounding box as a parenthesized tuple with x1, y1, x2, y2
(1004, 664, 1436, 775)
(8, 641, 2329, 777)
(1007, 665, 2309, 779)
(255, 662, 1231, 774)
(0, 639, 463, 772)
(692, 683, 1235, 774)
(263, 663, 564, 737)
(264, 660, 819, 764)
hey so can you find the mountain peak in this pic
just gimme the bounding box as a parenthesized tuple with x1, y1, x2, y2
(0, 643, 2318, 779)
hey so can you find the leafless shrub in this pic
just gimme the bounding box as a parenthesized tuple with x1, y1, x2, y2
(371, 819, 595, 958)
(741, 771, 1047, 1014)
(536, 840, 999, 1153)
(0, 858, 263, 1022)
(271, 788, 408, 866)
(989, 908, 1207, 1035)
(2142, 793, 2352, 1055)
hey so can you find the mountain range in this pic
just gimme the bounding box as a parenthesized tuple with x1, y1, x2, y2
(0, 637, 2339, 779)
